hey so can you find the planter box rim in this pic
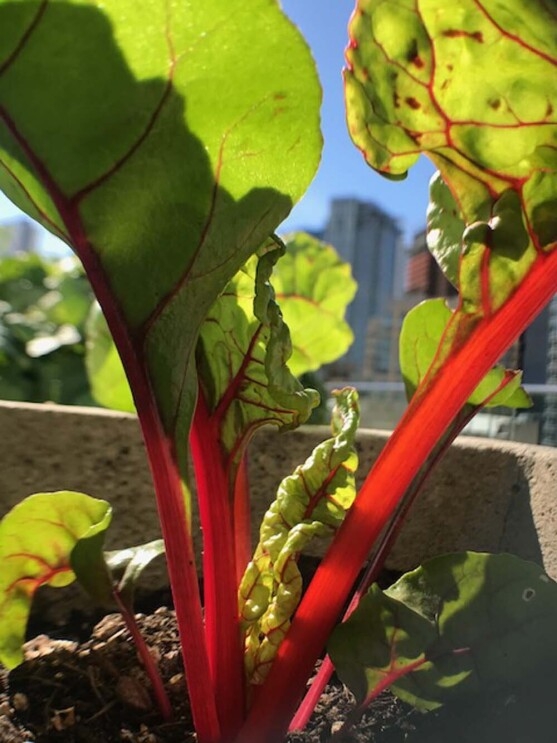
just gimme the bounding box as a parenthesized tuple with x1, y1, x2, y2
(0, 399, 553, 457)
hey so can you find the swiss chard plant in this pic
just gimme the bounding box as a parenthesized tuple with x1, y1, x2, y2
(0, 0, 556, 742)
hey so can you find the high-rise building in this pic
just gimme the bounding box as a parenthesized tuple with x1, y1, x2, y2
(405, 229, 457, 300)
(324, 198, 403, 378)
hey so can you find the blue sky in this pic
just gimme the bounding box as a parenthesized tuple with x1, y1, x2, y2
(280, 0, 435, 240)
(0, 0, 435, 251)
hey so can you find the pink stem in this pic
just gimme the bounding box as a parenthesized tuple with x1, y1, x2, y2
(191, 390, 246, 736)
(233, 455, 252, 585)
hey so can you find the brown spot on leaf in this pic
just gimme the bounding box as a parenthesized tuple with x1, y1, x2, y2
(411, 55, 425, 69)
(443, 29, 484, 42)
(393, 92, 400, 109)
(488, 98, 501, 110)
(405, 97, 421, 110)
(273, 92, 286, 101)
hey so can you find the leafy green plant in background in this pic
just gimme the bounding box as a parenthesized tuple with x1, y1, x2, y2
(0, 252, 93, 403)
(0, 1, 556, 743)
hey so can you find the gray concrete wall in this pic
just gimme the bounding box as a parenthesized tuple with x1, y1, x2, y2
(1, 401, 555, 596)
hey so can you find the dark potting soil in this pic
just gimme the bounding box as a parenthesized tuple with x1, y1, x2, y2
(1, 605, 556, 743)
(1, 557, 556, 742)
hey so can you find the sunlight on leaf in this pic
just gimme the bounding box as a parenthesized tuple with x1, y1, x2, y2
(273, 233, 356, 376)
(0, 491, 111, 668)
(400, 299, 531, 408)
(347, 0, 557, 400)
(197, 238, 319, 477)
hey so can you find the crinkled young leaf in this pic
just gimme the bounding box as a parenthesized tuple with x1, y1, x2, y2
(328, 553, 557, 711)
(239, 388, 359, 685)
(85, 302, 135, 413)
(197, 237, 319, 475)
(0, 491, 111, 668)
(400, 299, 531, 408)
(272, 233, 356, 376)
(0, 0, 322, 476)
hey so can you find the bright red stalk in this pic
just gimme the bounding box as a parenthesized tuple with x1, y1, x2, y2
(233, 456, 253, 585)
(191, 389, 246, 737)
(137, 406, 221, 743)
(238, 247, 557, 743)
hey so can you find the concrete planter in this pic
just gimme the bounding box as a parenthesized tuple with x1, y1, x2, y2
(1, 400, 556, 604)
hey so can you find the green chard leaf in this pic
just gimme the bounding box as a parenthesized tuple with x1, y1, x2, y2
(272, 232, 356, 376)
(0, 0, 322, 479)
(0, 491, 111, 668)
(71, 532, 166, 613)
(347, 0, 557, 402)
(328, 552, 557, 712)
(400, 298, 531, 409)
(238, 388, 359, 685)
(345, 0, 556, 229)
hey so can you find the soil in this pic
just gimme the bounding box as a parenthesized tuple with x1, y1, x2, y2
(1, 605, 557, 743)
(0, 607, 405, 743)
(1, 557, 556, 743)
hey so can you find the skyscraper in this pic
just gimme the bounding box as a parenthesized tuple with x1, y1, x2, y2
(324, 198, 403, 378)
(405, 229, 457, 300)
